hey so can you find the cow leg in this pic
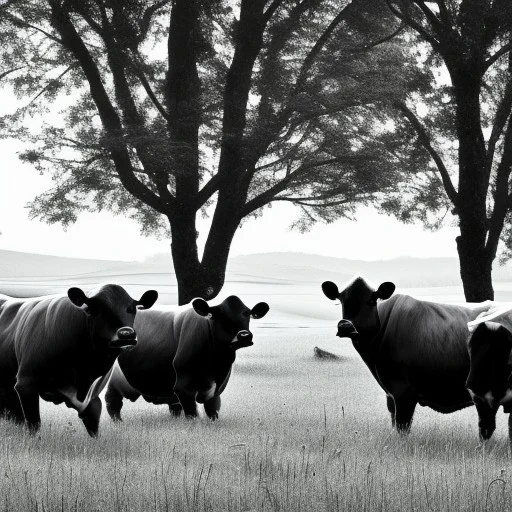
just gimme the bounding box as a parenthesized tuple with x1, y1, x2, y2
(14, 378, 41, 433)
(168, 394, 183, 417)
(386, 395, 396, 428)
(174, 381, 198, 418)
(393, 395, 417, 434)
(105, 383, 124, 422)
(204, 395, 221, 420)
(79, 397, 102, 437)
(0, 387, 24, 424)
(474, 401, 497, 441)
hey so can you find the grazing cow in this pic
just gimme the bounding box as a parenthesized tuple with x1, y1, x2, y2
(321, 277, 493, 434)
(466, 304, 512, 442)
(105, 295, 269, 421)
(0, 285, 158, 436)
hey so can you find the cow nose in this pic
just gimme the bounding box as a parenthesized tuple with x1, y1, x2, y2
(111, 327, 137, 347)
(231, 329, 253, 350)
(117, 327, 136, 340)
(237, 330, 253, 344)
(337, 320, 358, 338)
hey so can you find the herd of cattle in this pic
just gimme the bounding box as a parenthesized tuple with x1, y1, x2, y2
(0, 278, 511, 445)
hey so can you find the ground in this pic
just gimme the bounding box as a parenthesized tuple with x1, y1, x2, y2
(1, 259, 512, 511)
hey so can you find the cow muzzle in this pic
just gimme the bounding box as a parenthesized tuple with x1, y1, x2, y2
(110, 326, 137, 348)
(231, 330, 253, 350)
(337, 319, 359, 338)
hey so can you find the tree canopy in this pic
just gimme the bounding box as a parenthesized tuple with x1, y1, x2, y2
(1, 0, 436, 302)
(381, 0, 512, 300)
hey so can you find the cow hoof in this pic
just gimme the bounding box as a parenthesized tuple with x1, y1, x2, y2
(25, 421, 41, 435)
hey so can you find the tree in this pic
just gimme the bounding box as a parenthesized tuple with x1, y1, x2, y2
(1, 0, 426, 303)
(383, 0, 512, 301)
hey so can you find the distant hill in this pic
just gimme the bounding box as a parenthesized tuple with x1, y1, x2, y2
(1, 249, 512, 297)
(227, 252, 512, 287)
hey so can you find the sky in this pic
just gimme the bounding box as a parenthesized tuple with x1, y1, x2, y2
(0, 137, 460, 263)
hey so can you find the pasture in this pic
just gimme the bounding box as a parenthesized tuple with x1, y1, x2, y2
(1, 253, 512, 511)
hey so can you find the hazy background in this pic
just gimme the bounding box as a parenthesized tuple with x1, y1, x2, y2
(0, 135, 459, 263)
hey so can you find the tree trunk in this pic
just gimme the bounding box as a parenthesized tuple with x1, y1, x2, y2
(453, 70, 493, 302)
(168, 207, 240, 305)
(456, 236, 494, 302)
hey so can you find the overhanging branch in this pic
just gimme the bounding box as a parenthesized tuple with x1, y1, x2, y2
(394, 100, 458, 207)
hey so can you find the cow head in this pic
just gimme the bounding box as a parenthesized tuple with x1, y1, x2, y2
(321, 277, 395, 339)
(68, 285, 158, 349)
(192, 295, 269, 350)
(466, 321, 512, 419)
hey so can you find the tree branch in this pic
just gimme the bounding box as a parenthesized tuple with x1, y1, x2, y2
(263, 0, 285, 23)
(485, 78, 512, 180)
(4, 11, 63, 44)
(486, 118, 512, 259)
(292, 1, 358, 95)
(394, 100, 458, 206)
(128, 53, 170, 120)
(413, 0, 443, 32)
(48, 0, 167, 214)
(242, 156, 353, 216)
(435, 0, 451, 26)
(140, 0, 171, 40)
(356, 22, 406, 52)
(0, 66, 23, 81)
(383, 0, 440, 50)
(25, 64, 75, 108)
(485, 41, 512, 71)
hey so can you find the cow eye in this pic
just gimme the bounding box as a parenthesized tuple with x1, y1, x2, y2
(86, 301, 100, 317)
(127, 302, 137, 315)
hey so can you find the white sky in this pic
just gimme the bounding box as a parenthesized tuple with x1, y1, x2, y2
(0, 137, 460, 262)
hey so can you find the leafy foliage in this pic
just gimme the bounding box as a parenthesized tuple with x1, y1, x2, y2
(0, 0, 429, 234)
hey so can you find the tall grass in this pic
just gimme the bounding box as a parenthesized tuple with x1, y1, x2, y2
(1, 329, 511, 511)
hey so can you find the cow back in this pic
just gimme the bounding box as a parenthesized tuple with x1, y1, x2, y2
(369, 295, 493, 410)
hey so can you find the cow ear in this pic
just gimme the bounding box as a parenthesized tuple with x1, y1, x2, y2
(68, 287, 88, 307)
(137, 290, 158, 310)
(376, 282, 395, 300)
(192, 298, 211, 317)
(322, 281, 340, 301)
(251, 302, 269, 319)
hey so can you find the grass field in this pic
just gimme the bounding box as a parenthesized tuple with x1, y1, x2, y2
(2, 326, 512, 511)
(2, 255, 512, 511)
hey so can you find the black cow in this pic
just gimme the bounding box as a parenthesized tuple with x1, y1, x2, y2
(0, 285, 157, 436)
(466, 304, 512, 443)
(105, 295, 269, 420)
(322, 277, 493, 434)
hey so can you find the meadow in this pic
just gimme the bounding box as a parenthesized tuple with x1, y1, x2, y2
(1, 252, 512, 511)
